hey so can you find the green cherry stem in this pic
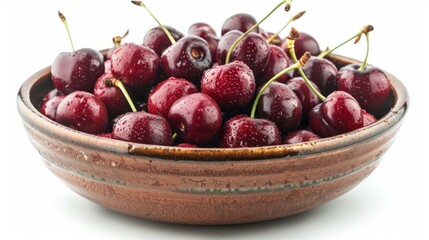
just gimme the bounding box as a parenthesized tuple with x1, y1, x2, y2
(104, 78, 137, 112)
(318, 25, 374, 59)
(267, 10, 305, 44)
(131, 1, 176, 45)
(113, 29, 129, 48)
(225, 0, 287, 64)
(58, 11, 75, 52)
(250, 51, 311, 118)
(359, 31, 371, 71)
(287, 28, 326, 102)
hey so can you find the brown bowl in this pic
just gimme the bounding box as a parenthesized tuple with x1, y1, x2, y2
(17, 54, 408, 225)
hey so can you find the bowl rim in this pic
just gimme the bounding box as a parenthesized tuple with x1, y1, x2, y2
(17, 54, 409, 161)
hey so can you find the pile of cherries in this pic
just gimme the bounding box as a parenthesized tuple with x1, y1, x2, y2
(40, 1, 392, 148)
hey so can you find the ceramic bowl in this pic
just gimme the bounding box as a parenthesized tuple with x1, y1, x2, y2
(17, 54, 408, 225)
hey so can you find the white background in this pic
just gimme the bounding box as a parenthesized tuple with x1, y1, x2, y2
(2, 0, 427, 239)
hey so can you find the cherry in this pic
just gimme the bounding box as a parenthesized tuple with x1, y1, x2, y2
(56, 91, 109, 134)
(176, 143, 198, 148)
(40, 89, 62, 105)
(110, 42, 160, 88)
(39, 95, 65, 121)
(256, 82, 302, 134)
(104, 60, 112, 74)
(216, 30, 242, 65)
(362, 109, 377, 126)
(113, 111, 173, 146)
(201, 61, 256, 111)
(143, 26, 184, 56)
(97, 132, 114, 139)
(259, 44, 291, 86)
(219, 115, 281, 148)
(93, 73, 132, 116)
(284, 77, 322, 117)
(52, 12, 104, 95)
(221, 13, 259, 36)
(188, 23, 219, 64)
(293, 56, 338, 96)
(168, 93, 222, 146)
(283, 129, 320, 144)
(147, 77, 199, 119)
(106, 30, 129, 60)
(281, 31, 321, 59)
(160, 36, 212, 84)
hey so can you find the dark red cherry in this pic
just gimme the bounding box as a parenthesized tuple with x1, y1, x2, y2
(201, 61, 255, 111)
(176, 143, 198, 148)
(97, 132, 114, 139)
(293, 56, 338, 96)
(56, 91, 108, 134)
(168, 93, 222, 146)
(219, 115, 281, 148)
(113, 111, 173, 146)
(93, 73, 131, 117)
(285, 77, 322, 117)
(283, 130, 320, 144)
(216, 30, 242, 65)
(221, 13, 259, 36)
(143, 25, 184, 56)
(188, 23, 219, 64)
(309, 91, 363, 137)
(104, 60, 112, 74)
(147, 77, 199, 119)
(39, 95, 65, 121)
(257, 82, 302, 134)
(41, 89, 61, 103)
(362, 109, 377, 126)
(161, 36, 212, 84)
(337, 64, 391, 117)
(188, 22, 217, 36)
(282, 31, 320, 59)
(111, 42, 160, 88)
(259, 44, 291, 86)
(232, 32, 270, 78)
(51, 48, 104, 95)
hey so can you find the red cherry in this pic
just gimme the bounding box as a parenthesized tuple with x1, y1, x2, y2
(283, 130, 320, 144)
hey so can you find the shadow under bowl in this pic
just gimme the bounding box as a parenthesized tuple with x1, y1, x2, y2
(17, 54, 408, 225)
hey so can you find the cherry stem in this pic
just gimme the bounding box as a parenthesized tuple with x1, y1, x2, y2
(285, 0, 292, 11)
(359, 32, 370, 71)
(113, 29, 129, 48)
(131, 1, 176, 45)
(318, 25, 374, 59)
(225, 0, 287, 64)
(287, 28, 326, 102)
(250, 51, 311, 118)
(267, 10, 305, 44)
(58, 11, 75, 52)
(104, 78, 137, 112)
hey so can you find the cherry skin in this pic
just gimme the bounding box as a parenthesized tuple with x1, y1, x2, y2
(147, 77, 199, 119)
(293, 56, 338, 96)
(259, 44, 291, 86)
(283, 130, 320, 144)
(231, 32, 270, 78)
(216, 30, 242, 65)
(97, 132, 114, 139)
(111, 42, 160, 89)
(221, 13, 259, 36)
(282, 31, 321, 59)
(161, 36, 212, 85)
(176, 143, 198, 148)
(93, 73, 131, 117)
(51, 48, 104, 95)
(188, 22, 217, 36)
(113, 111, 173, 146)
(188, 23, 219, 64)
(168, 93, 222, 146)
(39, 95, 65, 121)
(336, 64, 391, 117)
(219, 115, 281, 148)
(104, 60, 112, 74)
(41, 89, 61, 103)
(143, 25, 184, 56)
(201, 61, 256, 111)
(308, 91, 363, 137)
(285, 77, 322, 117)
(257, 82, 302, 134)
(56, 91, 109, 134)
(362, 109, 377, 126)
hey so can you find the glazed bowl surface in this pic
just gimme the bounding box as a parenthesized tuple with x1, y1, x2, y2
(17, 54, 408, 225)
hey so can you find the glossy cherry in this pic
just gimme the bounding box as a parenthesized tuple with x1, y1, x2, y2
(39, 95, 65, 121)
(168, 93, 222, 146)
(188, 23, 219, 64)
(143, 26, 184, 56)
(161, 36, 212, 84)
(221, 13, 259, 36)
(201, 61, 255, 111)
(282, 31, 320, 59)
(113, 111, 173, 146)
(259, 44, 291, 86)
(56, 91, 109, 134)
(147, 77, 199, 119)
(219, 115, 281, 148)
(111, 42, 160, 88)
(285, 77, 322, 117)
(362, 109, 377, 126)
(283, 129, 320, 144)
(216, 30, 242, 65)
(93, 73, 131, 116)
(176, 143, 198, 148)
